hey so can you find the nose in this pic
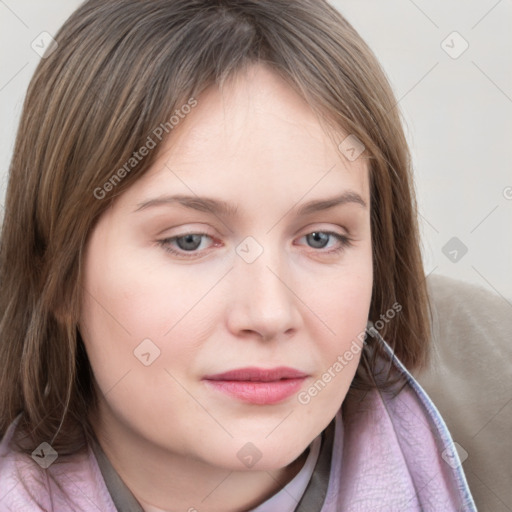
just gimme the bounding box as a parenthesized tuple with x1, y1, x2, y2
(225, 245, 302, 341)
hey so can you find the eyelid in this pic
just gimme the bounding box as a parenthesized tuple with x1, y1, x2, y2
(295, 230, 353, 252)
(156, 231, 219, 259)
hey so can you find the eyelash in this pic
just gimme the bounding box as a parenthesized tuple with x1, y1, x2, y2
(156, 231, 353, 259)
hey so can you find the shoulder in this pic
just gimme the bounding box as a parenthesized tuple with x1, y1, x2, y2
(0, 415, 49, 510)
(416, 273, 512, 510)
(338, 364, 475, 511)
(419, 272, 512, 406)
(420, 272, 512, 400)
(0, 415, 117, 512)
(426, 272, 512, 338)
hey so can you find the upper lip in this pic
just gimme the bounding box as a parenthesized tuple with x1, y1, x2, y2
(203, 366, 308, 382)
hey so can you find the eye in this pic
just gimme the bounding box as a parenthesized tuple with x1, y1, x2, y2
(297, 231, 353, 255)
(157, 232, 217, 259)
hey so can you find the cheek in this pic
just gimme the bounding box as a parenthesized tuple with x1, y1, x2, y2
(299, 247, 373, 405)
(79, 242, 219, 391)
(79, 247, 229, 455)
(313, 243, 373, 342)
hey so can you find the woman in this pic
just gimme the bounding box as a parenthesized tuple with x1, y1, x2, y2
(0, 0, 476, 510)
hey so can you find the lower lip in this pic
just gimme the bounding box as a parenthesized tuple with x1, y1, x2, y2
(204, 378, 306, 405)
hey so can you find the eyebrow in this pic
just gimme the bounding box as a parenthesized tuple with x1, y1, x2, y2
(132, 191, 367, 216)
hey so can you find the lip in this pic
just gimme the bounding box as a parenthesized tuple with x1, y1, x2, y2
(202, 366, 308, 405)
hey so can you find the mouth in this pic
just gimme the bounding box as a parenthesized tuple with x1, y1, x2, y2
(202, 366, 309, 405)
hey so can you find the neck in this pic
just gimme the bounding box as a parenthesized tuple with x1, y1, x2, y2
(90, 407, 310, 512)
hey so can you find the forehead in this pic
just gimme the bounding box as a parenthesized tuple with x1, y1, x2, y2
(118, 64, 369, 211)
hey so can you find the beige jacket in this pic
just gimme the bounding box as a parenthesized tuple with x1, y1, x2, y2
(414, 274, 512, 511)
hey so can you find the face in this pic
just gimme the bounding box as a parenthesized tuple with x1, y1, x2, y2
(80, 63, 372, 472)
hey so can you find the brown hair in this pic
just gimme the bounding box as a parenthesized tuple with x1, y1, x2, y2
(0, 0, 431, 458)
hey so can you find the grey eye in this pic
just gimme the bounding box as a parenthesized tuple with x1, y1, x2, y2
(175, 234, 204, 251)
(306, 232, 330, 249)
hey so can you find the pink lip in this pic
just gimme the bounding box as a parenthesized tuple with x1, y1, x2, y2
(202, 366, 308, 405)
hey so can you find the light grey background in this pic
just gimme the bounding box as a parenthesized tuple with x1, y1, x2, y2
(1, 0, 511, 301)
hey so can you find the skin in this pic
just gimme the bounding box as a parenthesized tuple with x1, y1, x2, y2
(79, 62, 373, 512)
